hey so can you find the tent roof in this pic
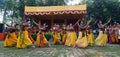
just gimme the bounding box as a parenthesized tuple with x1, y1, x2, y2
(25, 4, 86, 12)
(24, 4, 86, 15)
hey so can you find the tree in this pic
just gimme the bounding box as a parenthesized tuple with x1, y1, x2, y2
(87, 0, 120, 23)
(0, 0, 120, 24)
(0, 0, 13, 22)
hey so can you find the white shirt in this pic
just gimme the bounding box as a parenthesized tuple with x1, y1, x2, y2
(118, 29, 120, 39)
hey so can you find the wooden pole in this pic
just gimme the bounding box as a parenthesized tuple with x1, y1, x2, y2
(64, 19, 67, 25)
(51, 18, 54, 28)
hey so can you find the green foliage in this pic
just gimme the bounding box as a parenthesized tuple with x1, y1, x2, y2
(0, 0, 120, 23)
(0, 0, 66, 22)
(87, 0, 120, 23)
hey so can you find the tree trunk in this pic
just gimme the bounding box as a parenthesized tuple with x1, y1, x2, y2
(2, 8, 7, 32)
(3, 9, 7, 23)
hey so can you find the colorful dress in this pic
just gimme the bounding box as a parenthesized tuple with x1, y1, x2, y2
(110, 29, 118, 43)
(65, 30, 77, 47)
(62, 32, 67, 44)
(52, 31, 61, 44)
(95, 31, 108, 46)
(4, 32, 17, 47)
(16, 31, 33, 48)
(101, 33, 108, 46)
(118, 29, 120, 39)
(36, 32, 48, 47)
(75, 31, 88, 48)
(87, 32, 94, 46)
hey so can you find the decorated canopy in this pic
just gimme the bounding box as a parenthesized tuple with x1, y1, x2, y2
(24, 4, 86, 15)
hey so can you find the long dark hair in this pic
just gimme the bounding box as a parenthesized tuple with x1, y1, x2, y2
(22, 25, 28, 31)
(10, 28, 16, 33)
(82, 31, 86, 37)
(102, 29, 105, 34)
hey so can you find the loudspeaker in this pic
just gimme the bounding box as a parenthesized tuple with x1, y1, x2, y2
(0, 23, 4, 32)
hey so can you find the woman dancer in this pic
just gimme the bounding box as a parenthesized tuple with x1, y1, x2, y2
(16, 25, 33, 48)
(75, 28, 88, 48)
(36, 27, 49, 47)
(4, 28, 17, 47)
(52, 25, 61, 45)
(65, 24, 77, 47)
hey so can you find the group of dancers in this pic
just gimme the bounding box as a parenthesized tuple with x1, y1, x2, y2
(3, 18, 120, 48)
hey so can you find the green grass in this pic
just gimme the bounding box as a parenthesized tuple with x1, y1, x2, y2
(0, 41, 33, 57)
(0, 41, 68, 57)
(96, 46, 120, 54)
(88, 44, 120, 56)
(0, 41, 120, 57)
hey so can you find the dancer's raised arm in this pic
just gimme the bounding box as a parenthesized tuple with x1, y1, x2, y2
(32, 19, 39, 26)
(73, 19, 81, 27)
(104, 17, 111, 26)
(3, 21, 12, 27)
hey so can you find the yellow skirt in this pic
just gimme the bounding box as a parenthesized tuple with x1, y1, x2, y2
(88, 33, 94, 46)
(36, 34, 48, 47)
(4, 32, 17, 47)
(95, 31, 108, 46)
(65, 32, 77, 47)
(53, 33, 61, 44)
(16, 31, 33, 48)
(62, 34, 67, 44)
(100, 34, 108, 46)
(75, 36, 88, 48)
(95, 31, 103, 46)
